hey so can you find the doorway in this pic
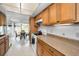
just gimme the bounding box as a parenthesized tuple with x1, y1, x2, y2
(15, 23, 29, 40)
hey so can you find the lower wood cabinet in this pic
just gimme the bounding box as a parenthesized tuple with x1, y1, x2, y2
(0, 40, 5, 56)
(5, 36, 9, 52)
(42, 45, 53, 56)
(37, 41, 43, 56)
(37, 38, 65, 56)
(0, 36, 9, 56)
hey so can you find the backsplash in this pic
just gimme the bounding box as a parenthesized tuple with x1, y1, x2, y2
(39, 24, 79, 40)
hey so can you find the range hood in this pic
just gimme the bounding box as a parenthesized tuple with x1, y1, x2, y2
(35, 19, 43, 25)
(36, 19, 43, 23)
(34, 19, 43, 27)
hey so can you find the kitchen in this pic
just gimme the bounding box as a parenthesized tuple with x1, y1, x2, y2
(0, 3, 79, 56)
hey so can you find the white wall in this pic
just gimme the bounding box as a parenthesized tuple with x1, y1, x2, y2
(39, 24, 79, 40)
(0, 5, 6, 14)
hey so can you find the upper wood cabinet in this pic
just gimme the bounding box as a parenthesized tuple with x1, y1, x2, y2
(41, 8, 49, 25)
(38, 14, 41, 19)
(35, 13, 41, 21)
(59, 3, 76, 23)
(49, 4, 57, 25)
(76, 3, 79, 22)
(34, 3, 78, 26)
(0, 12, 6, 26)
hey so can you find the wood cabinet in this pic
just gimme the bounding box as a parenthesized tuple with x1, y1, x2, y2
(41, 8, 49, 25)
(59, 3, 76, 23)
(35, 14, 41, 21)
(0, 38, 5, 56)
(37, 40, 43, 56)
(42, 48, 52, 56)
(5, 36, 9, 52)
(35, 8, 49, 26)
(0, 36, 9, 56)
(30, 17, 37, 32)
(76, 3, 79, 22)
(37, 39, 51, 56)
(0, 42, 5, 56)
(49, 4, 57, 25)
(37, 38, 64, 56)
(35, 15, 39, 21)
(34, 3, 78, 26)
(0, 12, 6, 26)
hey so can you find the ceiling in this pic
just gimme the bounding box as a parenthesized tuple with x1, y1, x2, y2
(0, 3, 51, 24)
(2, 3, 39, 15)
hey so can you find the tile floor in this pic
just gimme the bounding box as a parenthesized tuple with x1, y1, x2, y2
(5, 36, 36, 56)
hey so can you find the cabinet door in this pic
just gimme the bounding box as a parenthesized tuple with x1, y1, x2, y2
(0, 43, 5, 56)
(38, 14, 41, 19)
(49, 4, 57, 25)
(0, 14, 2, 26)
(5, 37, 9, 52)
(35, 14, 41, 21)
(77, 3, 79, 22)
(35, 16, 39, 21)
(3, 15, 6, 26)
(42, 45, 54, 56)
(0, 13, 6, 26)
(37, 41, 43, 56)
(42, 9, 49, 25)
(60, 3, 75, 23)
(42, 49, 52, 56)
(1, 15, 4, 26)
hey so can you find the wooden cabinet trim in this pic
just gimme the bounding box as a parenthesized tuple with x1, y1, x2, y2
(75, 3, 77, 21)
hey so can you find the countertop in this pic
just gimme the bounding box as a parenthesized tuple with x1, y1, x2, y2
(37, 34, 79, 56)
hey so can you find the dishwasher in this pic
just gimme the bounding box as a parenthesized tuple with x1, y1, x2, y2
(31, 33, 37, 54)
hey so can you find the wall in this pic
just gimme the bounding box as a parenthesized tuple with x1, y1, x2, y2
(0, 5, 6, 14)
(40, 24, 79, 40)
